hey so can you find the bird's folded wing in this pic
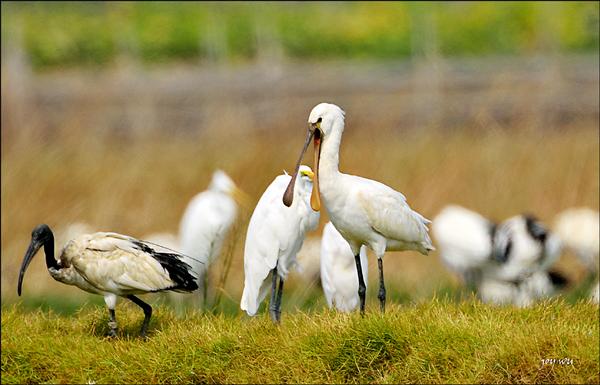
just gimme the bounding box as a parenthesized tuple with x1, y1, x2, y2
(359, 188, 432, 245)
(72, 233, 184, 292)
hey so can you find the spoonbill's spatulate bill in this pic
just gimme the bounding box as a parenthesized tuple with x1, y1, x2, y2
(241, 166, 319, 322)
(284, 103, 434, 313)
(18, 224, 199, 337)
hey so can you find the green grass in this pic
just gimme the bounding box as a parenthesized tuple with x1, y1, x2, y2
(2, 300, 598, 384)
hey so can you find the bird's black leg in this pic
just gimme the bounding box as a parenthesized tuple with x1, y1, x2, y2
(127, 295, 152, 338)
(269, 265, 279, 322)
(377, 258, 386, 313)
(274, 276, 284, 323)
(107, 308, 117, 337)
(355, 254, 367, 315)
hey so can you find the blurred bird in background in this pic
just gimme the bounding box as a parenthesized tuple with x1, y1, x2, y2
(554, 208, 599, 303)
(433, 205, 567, 307)
(176, 170, 250, 310)
(320, 221, 368, 312)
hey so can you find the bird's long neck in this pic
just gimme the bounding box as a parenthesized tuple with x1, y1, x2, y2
(43, 231, 59, 270)
(319, 120, 344, 179)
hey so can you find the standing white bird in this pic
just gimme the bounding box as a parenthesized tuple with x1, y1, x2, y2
(283, 103, 433, 313)
(178, 170, 248, 307)
(554, 207, 599, 303)
(241, 165, 319, 322)
(320, 222, 368, 312)
(17, 224, 198, 337)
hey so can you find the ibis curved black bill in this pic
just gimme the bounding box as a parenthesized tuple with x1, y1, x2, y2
(283, 128, 315, 207)
(17, 240, 43, 296)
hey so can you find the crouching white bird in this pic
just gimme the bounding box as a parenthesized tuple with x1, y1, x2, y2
(283, 103, 433, 313)
(241, 165, 319, 322)
(433, 205, 566, 306)
(178, 170, 249, 307)
(320, 222, 368, 312)
(17, 224, 199, 337)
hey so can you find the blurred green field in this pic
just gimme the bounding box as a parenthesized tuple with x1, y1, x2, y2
(1, 2, 598, 69)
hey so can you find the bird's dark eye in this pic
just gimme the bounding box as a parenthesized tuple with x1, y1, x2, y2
(317, 117, 322, 123)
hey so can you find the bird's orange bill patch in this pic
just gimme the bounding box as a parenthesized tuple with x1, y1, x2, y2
(310, 130, 321, 212)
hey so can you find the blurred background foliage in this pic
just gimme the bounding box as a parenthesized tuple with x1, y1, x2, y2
(1, 1, 598, 70)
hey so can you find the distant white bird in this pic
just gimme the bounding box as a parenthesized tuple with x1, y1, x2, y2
(58, 222, 94, 247)
(241, 165, 319, 322)
(178, 170, 249, 307)
(320, 222, 368, 312)
(142, 232, 179, 251)
(283, 103, 433, 313)
(485, 214, 562, 283)
(432, 205, 495, 288)
(432, 205, 566, 306)
(479, 270, 567, 308)
(554, 208, 599, 270)
(591, 282, 600, 304)
(18, 224, 198, 337)
(554, 207, 599, 303)
(295, 236, 322, 284)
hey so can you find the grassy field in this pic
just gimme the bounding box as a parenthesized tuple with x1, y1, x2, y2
(2, 300, 598, 384)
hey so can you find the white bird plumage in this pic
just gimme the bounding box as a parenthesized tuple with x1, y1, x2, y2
(295, 236, 323, 284)
(18, 224, 198, 337)
(283, 102, 433, 313)
(320, 222, 368, 312)
(241, 165, 319, 321)
(554, 207, 599, 303)
(178, 170, 247, 307)
(432, 205, 566, 307)
(432, 205, 494, 286)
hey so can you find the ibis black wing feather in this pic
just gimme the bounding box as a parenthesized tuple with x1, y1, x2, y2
(131, 240, 199, 292)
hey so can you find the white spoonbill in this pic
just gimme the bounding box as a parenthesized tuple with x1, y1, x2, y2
(283, 103, 433, 313)
(179, 169, 249, 307)
(320, 222, 368, 312)
(241, 165, 319, 322)
(18, 224, 199, 337)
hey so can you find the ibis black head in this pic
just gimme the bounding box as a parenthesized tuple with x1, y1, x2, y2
(17, 224, 56, 296)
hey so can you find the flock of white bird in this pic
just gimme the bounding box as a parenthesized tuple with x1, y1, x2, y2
(17, 103, 599, 337)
